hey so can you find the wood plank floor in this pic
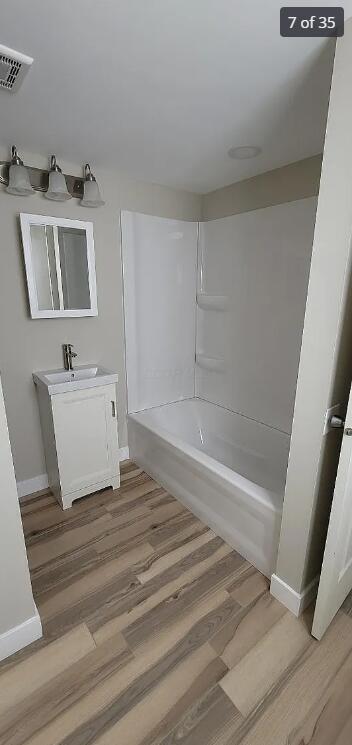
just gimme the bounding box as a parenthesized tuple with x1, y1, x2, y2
(1, 460, 352, 744)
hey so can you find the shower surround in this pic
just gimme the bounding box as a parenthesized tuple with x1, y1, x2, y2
(121, 199, 316, 576)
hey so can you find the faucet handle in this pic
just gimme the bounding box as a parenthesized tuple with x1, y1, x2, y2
(63, 343, 77, 370)
(67, 344, 77, 358)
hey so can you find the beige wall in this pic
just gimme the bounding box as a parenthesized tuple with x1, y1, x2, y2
(0, 147, 201, 484)
(202, 155, 322, 220)
(0, 376, 37, 642)
(275, 20, 352, 594)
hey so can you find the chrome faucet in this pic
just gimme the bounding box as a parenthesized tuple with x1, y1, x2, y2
(63, 343, 77, 371)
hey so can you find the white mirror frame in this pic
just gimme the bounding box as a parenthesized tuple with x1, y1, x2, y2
(20, 213, 98, 319)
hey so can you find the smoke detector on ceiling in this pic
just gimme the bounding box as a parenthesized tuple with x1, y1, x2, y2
(0, 44, 33, 92)
(228, 145, 262, 160)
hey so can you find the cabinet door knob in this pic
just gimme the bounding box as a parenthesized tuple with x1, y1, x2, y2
(111, 400, 116, 418)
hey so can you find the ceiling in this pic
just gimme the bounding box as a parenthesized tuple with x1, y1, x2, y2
(0, 1, 349, 193)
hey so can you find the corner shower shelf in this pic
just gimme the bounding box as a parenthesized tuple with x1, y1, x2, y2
(196, 293, 228, 311)
(196, 354, 225, 372)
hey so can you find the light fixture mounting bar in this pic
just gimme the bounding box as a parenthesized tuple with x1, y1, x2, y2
(0, 161, 85, 198)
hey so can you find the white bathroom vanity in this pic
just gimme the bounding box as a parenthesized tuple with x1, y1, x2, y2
(33, 366, 120, 509)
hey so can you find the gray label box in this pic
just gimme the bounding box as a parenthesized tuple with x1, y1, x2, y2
(280, 7, 344, 36)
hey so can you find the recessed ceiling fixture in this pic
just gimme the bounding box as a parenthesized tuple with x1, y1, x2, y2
(228, 145, 262, 160)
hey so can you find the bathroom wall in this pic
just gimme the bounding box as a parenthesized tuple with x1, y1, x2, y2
(202, 154, 322, 220)
(121, 212, 198, 413)
(0, 375, 39, 658)
(196, 198, 317, 434)
(0, 147, 201, 489)
(0, 147, 321, 491)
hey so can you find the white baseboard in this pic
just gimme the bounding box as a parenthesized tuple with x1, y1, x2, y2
(0, 607, 42, 662)
(270, 573, 319, 616)
(17, 473, 49, 499)
(17, 446, 130, 499)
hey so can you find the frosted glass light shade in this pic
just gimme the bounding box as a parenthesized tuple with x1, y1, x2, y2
(6, 163, 34, 196)
(45, 170, 72, 201)
(80, 179, 104, 207)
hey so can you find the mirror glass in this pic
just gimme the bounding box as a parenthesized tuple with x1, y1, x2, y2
(20, 215, 98, 318)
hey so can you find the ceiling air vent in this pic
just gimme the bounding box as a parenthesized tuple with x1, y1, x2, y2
(0, 44, 33, 92)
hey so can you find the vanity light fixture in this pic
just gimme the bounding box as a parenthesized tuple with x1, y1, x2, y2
(0, 146, 105, 206)
(45, 155, 72, 201)
(6, 145, 34, 196)
(80, 164, 105, 208)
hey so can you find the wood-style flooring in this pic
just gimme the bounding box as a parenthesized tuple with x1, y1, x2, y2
(1, 460, 352, 744)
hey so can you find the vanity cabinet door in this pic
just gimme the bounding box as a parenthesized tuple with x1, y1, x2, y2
(52, 384, 119, 496)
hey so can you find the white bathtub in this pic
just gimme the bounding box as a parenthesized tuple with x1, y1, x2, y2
(128, 398, 290, 576)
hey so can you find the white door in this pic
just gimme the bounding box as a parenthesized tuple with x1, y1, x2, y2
(312, 383, 352, 639)
(53, 384, 119, 496)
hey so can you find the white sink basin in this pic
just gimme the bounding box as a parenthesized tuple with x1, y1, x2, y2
(45, 368, 100, 384)
(33, 365, 118, 395)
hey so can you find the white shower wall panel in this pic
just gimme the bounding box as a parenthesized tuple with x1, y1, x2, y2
(121, 212, 198, 412)
(196, 198, 317, 433)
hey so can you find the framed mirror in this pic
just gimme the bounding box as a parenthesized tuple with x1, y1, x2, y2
(20, 213, 98, 318)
